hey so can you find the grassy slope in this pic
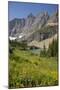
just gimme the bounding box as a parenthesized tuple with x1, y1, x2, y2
(9, 48, 58, 88)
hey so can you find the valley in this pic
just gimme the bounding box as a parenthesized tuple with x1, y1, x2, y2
(9, 10, 58, 88)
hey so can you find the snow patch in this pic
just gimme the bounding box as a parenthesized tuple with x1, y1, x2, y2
(18, 33, 24, 38)
(9, 36, 17, 40)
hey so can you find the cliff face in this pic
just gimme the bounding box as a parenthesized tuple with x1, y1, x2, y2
(9, 12, 58, 42)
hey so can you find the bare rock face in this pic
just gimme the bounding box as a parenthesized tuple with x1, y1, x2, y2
(46, 12, 58, 26)
(9, 18, 25, 36)
(9, 11, 58, 42)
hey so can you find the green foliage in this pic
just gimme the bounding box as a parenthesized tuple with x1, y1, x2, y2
(9, 40, 58, 88)
(40, 39, 58, 57)
(40, 44, 47, 57)
(9, 40, 27, 50)
(47, 39, 58, 57)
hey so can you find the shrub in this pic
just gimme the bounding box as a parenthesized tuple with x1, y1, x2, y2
(34, 62, 38, 66)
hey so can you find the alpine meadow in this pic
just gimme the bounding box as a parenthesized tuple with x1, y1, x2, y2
(8, 2, 58, 88)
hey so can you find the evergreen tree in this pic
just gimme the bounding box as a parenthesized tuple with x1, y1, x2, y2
(47, 39, 58, 57)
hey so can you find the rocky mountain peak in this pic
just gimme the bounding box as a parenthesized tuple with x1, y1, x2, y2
(9, 11, 58, 42)
(27, 13, 35, 18)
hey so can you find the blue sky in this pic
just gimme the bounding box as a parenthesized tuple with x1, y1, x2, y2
(8, 2, 58, 21)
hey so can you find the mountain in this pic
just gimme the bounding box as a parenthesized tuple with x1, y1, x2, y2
(9, 12, 49, 36)
(46, 12, 58, 26)
(9, 18, 25, 36)
(9, 11, 58, 44)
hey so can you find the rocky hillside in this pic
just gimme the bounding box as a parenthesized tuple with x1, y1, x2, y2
(9, 11, 58, 43)
(9, 12, 49, 37)
(28, 34, 58, 49)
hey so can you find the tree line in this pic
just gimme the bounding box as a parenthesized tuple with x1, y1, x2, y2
(40, 39, 58, 57)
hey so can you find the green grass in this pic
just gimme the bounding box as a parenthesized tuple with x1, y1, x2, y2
(9, 48, 58, 88)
